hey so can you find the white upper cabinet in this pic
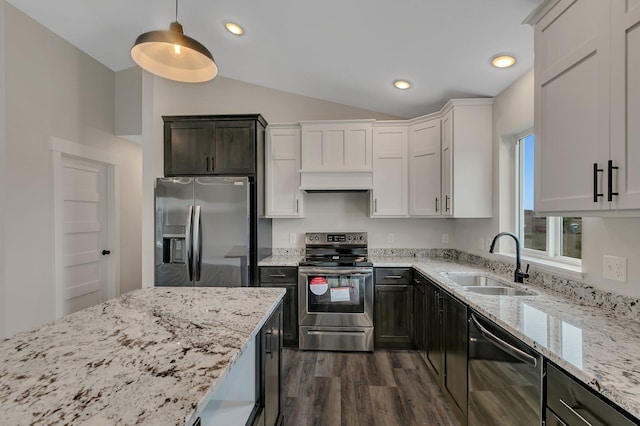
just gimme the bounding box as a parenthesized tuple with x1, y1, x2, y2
(528, 0, 640, 214)
(610, 1, 640, 209)
(299, 120, 374, 190)
(440, 100, 493, 218)
(372, 125, 409, 217)
(409, 118, 441, 216)
(266, 125, 303, 217)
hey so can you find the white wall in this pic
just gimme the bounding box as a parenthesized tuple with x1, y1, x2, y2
(141, 75, 406, 286)
(272, 192, 454, 248)
(2, 4, 142, 337)
(0, 0, 6, 338)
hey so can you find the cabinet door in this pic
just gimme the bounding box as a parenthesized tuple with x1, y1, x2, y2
(301, 122, 372, 171)
(212, 120, 256, 174)
(266, 127, 302, 217)
(164, 120, 210, 176)
(425, 283, 443, 380)
(413, 278, 426, 359)
(443, 293, 467, 420)
(409, 119, 441, 216)
(441, 111, 453, 216)
(263, 304, 282, 426)
(610, 2, 640, 209)
(372, 127, 408, 217)
(374, 285, 414, 349)
(534, 0, 611, 212)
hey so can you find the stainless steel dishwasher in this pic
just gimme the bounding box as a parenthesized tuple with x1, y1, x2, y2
(468, 311, 543, 425)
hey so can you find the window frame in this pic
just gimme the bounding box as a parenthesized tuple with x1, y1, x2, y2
(515, 130, 581, 267)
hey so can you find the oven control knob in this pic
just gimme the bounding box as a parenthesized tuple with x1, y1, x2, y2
(360, 235, 365, 241)
(348, 235, 353, 241)
(314, 235, 319, 241)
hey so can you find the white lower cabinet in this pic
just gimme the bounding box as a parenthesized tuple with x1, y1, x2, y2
(372, 125, 408, 217)
(409, 118, 441, 216)
(266, 125, 303, 218)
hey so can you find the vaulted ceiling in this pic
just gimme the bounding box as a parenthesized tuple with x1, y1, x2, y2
(7, 0, 541, 118)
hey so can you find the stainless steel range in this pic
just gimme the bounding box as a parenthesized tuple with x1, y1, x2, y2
(298, 232, 374, 352)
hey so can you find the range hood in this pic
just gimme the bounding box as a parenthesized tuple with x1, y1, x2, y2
(299, 170, 373, 192)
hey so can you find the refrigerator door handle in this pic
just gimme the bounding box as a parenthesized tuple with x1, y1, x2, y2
(185, 205, 194, 281)
(193, 205, 202, 281)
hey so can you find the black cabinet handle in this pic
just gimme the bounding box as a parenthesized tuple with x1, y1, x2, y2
(204, 156, 209, 172)
(266, 330, 273, 355)
(445, 195, 450, 212)
(435, 197, 439, 212)
(270, 274, 287, 278)
(593, 163, 604, 202)
(607, 160, 619, 201)
(101, 250, 111, 255)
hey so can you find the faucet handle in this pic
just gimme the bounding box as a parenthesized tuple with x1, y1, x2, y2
(521, 263, 530, 279)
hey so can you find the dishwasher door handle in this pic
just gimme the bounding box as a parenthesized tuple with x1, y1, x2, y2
(471, 314, 538, 367)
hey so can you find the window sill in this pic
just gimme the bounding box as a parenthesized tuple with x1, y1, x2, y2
(491, 252, 585, 281)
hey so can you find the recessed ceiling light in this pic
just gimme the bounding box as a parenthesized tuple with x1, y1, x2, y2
(225, 22, 244, 36)
(491, 55, 516, 68)
(393, 80, 411, 90)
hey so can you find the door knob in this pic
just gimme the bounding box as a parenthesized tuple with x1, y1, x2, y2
(102, 250, 111, 255)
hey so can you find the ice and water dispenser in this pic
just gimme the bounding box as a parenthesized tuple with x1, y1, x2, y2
(162, 225, 186, 263)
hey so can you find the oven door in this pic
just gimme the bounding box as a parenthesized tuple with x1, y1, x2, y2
(298, 266, 373, 327)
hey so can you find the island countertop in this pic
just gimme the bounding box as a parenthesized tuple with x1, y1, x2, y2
(0, 287, 285, 425)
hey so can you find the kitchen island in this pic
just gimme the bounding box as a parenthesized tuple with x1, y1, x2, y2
(0, 287, 285, 425)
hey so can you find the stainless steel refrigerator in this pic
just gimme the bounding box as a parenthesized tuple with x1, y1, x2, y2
(155, 176, 270, 287)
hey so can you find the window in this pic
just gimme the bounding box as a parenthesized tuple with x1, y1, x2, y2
(517, 133, 582, 262)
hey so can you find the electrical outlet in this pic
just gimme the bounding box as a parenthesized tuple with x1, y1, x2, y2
(289, 233, 296, 244)
(442, 233, 449, 244)
(479, 238, 485, 251)
(387, 233, 394, 243)
(603, 255, 627, 283)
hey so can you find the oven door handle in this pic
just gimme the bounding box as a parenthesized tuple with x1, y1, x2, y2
(299, 268, 372, 276)
(306, 330, 366, 335)
(470, 314, 538, 367)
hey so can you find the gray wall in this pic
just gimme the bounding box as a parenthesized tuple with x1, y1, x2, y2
(2, 4, 142, 337)
(0, 0, 6, 338)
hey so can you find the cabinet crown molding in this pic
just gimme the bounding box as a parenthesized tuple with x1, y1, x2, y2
(523, 0, 562, 26)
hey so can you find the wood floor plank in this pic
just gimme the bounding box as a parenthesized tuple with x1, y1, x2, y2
(369, 385, 411, 426)
(308, 376, 341, 426)
(281, 349, 460, 426)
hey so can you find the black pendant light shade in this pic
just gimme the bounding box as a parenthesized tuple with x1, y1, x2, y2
(131, 7, 217, 83)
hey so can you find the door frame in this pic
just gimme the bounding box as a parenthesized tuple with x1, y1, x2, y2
(50, 137, 121, 319)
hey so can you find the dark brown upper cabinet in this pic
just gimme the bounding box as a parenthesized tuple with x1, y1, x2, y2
(163, 114, 267, 176)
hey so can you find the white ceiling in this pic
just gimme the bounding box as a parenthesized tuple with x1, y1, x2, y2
(7, 0, 541, 118)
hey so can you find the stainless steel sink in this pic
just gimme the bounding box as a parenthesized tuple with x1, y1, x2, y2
(441, 272, 507, 287)
(440, 272, 536, 296)
(464, 286, 536, 296)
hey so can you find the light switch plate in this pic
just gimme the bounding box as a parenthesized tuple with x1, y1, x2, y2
(289, 233, 296, 244)
(442, 233, 449, 244)
(603, 255, 627, 283)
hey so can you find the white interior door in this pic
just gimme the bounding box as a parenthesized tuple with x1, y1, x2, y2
(60, 156, 110, 315)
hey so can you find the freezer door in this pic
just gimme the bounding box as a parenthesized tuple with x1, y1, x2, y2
(155, 177, 195, 286)
(194, 176, 251, 287)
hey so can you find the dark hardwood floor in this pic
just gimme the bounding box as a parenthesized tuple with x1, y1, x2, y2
(281, 349, 460, 426)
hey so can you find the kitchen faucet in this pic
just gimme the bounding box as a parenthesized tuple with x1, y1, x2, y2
(489, 232, 530, 283)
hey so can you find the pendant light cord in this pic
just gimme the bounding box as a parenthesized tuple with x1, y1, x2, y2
(175, 0, 179, 22)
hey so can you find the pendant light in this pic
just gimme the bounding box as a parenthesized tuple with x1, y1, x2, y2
(131, 0, 218, 83)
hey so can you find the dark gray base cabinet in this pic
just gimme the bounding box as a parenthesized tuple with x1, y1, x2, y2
(422, 276, 467, 425)
(259, 267, 298, 347)
(374, 268, 414, 349)
(258, 303, 283, 426)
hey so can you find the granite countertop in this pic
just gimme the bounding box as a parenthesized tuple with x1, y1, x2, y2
(0, 287, 285, 426)
(260, 254, 640, 419)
